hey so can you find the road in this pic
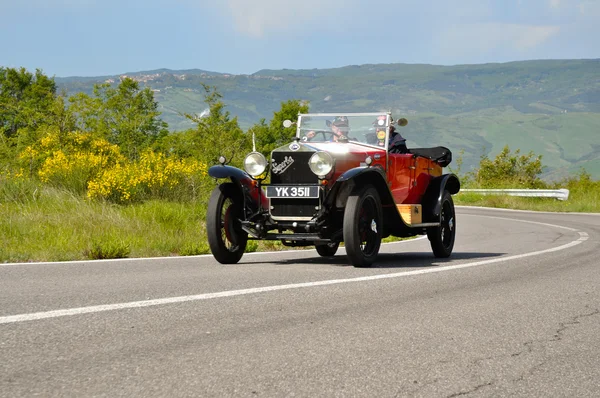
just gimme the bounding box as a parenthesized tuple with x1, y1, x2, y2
(1, 206, 599, 397)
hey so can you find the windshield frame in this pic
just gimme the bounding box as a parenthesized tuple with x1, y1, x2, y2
(296, 112, 392, 150)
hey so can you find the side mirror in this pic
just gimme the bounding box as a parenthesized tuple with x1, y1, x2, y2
(283, 120, 293, 128)
(398, 118, 408, 127)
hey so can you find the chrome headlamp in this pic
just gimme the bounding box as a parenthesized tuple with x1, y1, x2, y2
(243, 152, 268, 178)
(308, 151, 334, 178)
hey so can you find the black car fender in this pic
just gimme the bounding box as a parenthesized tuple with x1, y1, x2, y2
(208, 164, 251, 181)
(208, 165, 261, 213)
(421, 173, 461, 222)
(326, 166, 395, 209)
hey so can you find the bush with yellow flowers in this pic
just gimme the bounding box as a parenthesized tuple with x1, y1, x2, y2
(19, 129, 124, 194)
(87, 150, 208, 203)
(16, 128, 208, 203)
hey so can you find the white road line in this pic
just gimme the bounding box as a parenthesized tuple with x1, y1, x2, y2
(0, 224, 589, 325)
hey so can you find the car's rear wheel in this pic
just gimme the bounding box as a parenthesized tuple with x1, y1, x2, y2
(427, 190, 456, 258)
(206, 183, 248, 264)
(315, 242, 339, 257)
(343, 185, 382, 267)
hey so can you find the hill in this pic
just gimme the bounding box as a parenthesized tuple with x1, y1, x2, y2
(55, 59, 600, 179)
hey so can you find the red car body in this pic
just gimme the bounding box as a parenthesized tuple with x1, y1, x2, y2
(206, 112, 459, 267)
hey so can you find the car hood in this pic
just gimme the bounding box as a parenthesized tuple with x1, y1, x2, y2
(271, 141, 387, 177)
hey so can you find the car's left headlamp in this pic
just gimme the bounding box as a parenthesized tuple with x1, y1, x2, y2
(309, 151, 334, 178)
(244, 152, 268, 178)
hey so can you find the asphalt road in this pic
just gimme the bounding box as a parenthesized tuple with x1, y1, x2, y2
(1, 206, 599, 397)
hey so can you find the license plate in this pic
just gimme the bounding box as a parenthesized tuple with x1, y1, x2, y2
(265, 186, 319, 198)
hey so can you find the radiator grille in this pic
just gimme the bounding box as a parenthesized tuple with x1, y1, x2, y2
(270, 198, 320, 220)
(270, 151, 318, 185)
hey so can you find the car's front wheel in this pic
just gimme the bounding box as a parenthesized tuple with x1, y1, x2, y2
(206, 183, 248, 264)
(427, 190, 456, 258)
(343, 185, 383, 267)
(315, 242, 339, 257)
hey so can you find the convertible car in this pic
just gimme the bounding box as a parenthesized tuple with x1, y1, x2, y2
(206, 112, 460, 267)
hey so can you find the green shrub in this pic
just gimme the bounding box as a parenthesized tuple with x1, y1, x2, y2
(472, 145, 545, 188)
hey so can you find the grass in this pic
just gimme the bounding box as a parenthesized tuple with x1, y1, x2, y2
(0, 181, 417, 263)
(0, 181, 212, 263)
(2, 175, 597, 263)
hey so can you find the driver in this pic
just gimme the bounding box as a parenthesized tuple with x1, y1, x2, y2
(306, 116, 350, 142)
(330, 116, 350, 141)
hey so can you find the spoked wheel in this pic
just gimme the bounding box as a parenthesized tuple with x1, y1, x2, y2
(427, 190, 456, 258)
(206, 183, 248, 264)
(343, 185, 383, 267)
(315, 242, 340, 257)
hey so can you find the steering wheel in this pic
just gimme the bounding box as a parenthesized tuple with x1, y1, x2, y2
(304, 130, 352, 142)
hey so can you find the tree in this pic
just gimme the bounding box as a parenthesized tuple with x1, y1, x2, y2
(0, 67, 57, 140)
(249, 99, 309, 155)
(0, 67, 62, 168)
(178, 84, 250, 166)
(474, 145, 545, 188)
(69, 78, 168, 159)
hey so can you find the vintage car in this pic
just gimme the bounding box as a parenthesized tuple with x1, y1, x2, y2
(206, 112, 460, 267)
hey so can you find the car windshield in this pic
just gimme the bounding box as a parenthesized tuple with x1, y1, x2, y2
(297, 113, 390, 147)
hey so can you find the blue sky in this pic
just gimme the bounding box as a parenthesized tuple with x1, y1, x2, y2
(1, 0, 598, 77)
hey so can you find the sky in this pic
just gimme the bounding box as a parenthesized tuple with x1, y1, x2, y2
(1, 0, 599, 77)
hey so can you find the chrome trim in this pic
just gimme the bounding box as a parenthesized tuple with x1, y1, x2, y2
(270, 215, 314, 221)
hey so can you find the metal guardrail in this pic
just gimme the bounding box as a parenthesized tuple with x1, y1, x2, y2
(460, 189, 570, 201)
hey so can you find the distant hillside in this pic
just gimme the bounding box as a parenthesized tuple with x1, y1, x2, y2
(55, 59, 600, 179)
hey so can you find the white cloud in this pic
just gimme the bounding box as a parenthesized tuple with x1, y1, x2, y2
(514, 24, 561, 50)
(222, 0, 354, 37)
(437, 23, 560, 60)
(549, 0, 561, 9)
(218, 0, 495, 38)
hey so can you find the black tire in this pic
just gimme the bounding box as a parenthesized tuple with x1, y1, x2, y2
(315, 242, 339, 257)
(343, 185, 383, 267)
(427, 190, 456, 258)
(206, 183, 248, 264)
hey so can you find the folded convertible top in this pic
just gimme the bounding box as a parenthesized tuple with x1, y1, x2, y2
(408, 146, 453, 167)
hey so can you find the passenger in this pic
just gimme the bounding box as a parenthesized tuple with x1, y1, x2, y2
(388, 120, 408, 154)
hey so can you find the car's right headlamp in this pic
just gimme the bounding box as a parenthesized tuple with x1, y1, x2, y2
(308, 151, 334, 178)
(244, 152, 268, 178)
